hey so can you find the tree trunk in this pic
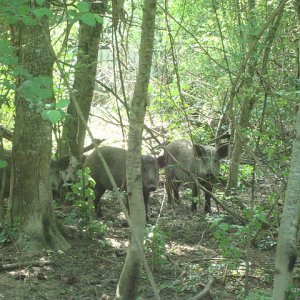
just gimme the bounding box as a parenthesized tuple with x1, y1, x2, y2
(59, 0, 108, 159)
(227, 0, 286, 190)
(8, 1, 69, 252)
(116, 0, 157, 299)
(272, 106, 300, 299)
(272, 3, 300, 298)
(226, 0, 257, 190)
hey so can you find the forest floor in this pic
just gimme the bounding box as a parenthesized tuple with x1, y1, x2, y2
(0, 185, 283, 300)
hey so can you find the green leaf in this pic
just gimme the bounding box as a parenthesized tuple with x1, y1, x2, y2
(77, 2, 90, 13)
(0, 160, 8, 168)
(7, 15, 18, 24)
(48, 110, 62, 124)
(0, 41, 18, 66)
(67, 9, 81, 22)
(67, 9, 78, 17)
(56, 99, 70, 109)
(41, 109, 51, 120)
(94, 14, 103, 24)
(81, 12, 96, 26)
(19, 4, 30, 16)
(22, 15, 38, 26)
(219, 223, 230, 231)
(42, 109, 66, 124)
(46, 110, 63, 124)
(13, 66, 31, 78)
(37, 76, 52, 86)
(19, 76, 52, 103)
(33, 7, 52, 19)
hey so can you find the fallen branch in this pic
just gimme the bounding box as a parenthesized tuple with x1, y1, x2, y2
(0, 260, 53, 271)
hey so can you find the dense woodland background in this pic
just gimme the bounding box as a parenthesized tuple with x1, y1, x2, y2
(1, 0, 300, 299)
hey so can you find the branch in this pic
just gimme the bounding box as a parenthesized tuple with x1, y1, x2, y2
(0, 260, 53, 271)
(189, 277, 214, 300)
(0, 125, 13, 141)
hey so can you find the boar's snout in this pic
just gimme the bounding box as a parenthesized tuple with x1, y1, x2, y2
(141, 155, 159, 193)
(51, 155, 79, 191)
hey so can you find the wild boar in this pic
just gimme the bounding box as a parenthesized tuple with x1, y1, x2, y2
(0, 149, 79, 199)
(51, 139, 104, 195)
(50, 155, 79, 194)
(0, 140, 103, 200)
(83, 146, 159, 220)
(158, 139, 228, 213)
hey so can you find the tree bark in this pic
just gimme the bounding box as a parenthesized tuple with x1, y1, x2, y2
(272, 4, 300, 298)
(227, 0, 285, 190)
(227, 0, 286, 190)
(8, 1, 69, 252)
(226, 0, 257, 190)
(116, 0, 157, 299)
(59, 0, 108, 159)
(272, 106, 300, 299)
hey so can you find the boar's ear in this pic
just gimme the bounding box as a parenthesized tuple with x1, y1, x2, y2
(194, 144, 206, 158)
(217, 144, 229, 159)
(157, 155, 166, 168)
(83, 139, 105, 153)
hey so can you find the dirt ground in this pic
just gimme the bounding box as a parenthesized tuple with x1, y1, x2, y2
(0, 187, 277, 300)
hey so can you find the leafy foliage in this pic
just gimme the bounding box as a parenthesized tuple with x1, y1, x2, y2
(0, 221, 19, 244)
(0, 160, 8, 168)
(65, 167, 107, 240)
(144, 225, 168, 268)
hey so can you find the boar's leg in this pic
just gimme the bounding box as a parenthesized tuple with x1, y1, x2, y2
(165, 176, 173, 204)
(166, 177, 180, 207)
(203, 180, 213, 213)
(123, 190, 150, 222)
(94, 186, 105, 217)
(143, 189, 150, 222)
(191, 182, 198, 212)
(172, 182, 180, 203)
(191, 180, 213, 213)
(124, 192, 150, 222)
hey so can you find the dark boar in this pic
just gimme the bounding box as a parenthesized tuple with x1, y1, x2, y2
(158, 139, 228, 213)
(50, 155, 79, 194)
(0, 149, 79, 198)
(51, 139, 104, 194)
(0, 149, 12, 199)
(83, 146, 159, 220)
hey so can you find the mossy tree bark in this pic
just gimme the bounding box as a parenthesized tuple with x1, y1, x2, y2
(59, 0, 108, 159)
(272, 106, 300, 299)
(8, 1, 69, 252)
(272, 3, 300, 298)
